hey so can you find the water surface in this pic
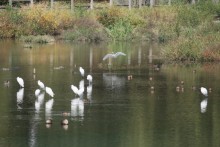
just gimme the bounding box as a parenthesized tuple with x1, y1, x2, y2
(0, 40, 220, 147)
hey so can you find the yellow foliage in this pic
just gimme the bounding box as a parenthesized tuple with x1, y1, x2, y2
(20, 3, 74, 34)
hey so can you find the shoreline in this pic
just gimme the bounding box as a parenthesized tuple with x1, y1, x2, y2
(1, 2, 220, 61)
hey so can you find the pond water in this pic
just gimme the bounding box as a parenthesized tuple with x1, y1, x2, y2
(0, 40, 220, 147)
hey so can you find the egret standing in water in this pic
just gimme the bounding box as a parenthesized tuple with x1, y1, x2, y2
(45, 87, 55, 97)
(17, 77, 24, 87)
(35, 89, 41, 97)
(38, 80, 45, 90)
(79, 67, 85, 77)
(71, 85, 84, 97)
(87, 75, 92, 84)
(103, 52, 126, 61)
(200, 87, 208, 96)
(45, 98, 54, 110)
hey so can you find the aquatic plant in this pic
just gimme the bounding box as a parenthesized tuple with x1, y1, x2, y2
(20, 35, 55, 43)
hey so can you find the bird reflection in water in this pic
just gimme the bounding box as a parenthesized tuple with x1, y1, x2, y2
(45, 99, 54, 120)
(16, 88, 24, 109)
(62, 124, 68, 130)
(103, 73, 126, 90)
(29, 91, 43, 147)
(28, 115, 40, 147)
(200, 98, 208, 113)
(35, 92, 45, 113)
(71, 98, 84, 120)
(87, 84, 92, 102)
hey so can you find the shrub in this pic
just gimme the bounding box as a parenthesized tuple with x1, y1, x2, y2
(161, 35, 205, 61)
(202, 44, 220, 61)
(177, 6, 201, 27)
(106, 19, 133, 40)
(97, 7, 125, 27)
(0, 8, 24, 38)
(63, 17, 107, 41)
(21, 3, 74, 35)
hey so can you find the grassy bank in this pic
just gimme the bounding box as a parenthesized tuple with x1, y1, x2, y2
(1, 2, 220, 61)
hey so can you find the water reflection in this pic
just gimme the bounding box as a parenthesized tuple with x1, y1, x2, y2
(103, 73, 126, 89)
(200, 98, 208, 113)
(87, 84, 92, 102)
(71, 98, 84, 119)
(45, 99, 54, 120)
(1, 40, 220, 147)
(29, 113, 40, 147)
(35, 100, 40, 113)
(16, 88, 24, 109)
(35, 92, 45, 113)
(62, 124, 68, 130)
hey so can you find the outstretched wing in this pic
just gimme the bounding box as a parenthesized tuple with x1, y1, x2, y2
(115, 52, 126, 57)
(103, 54, 113, 60)
(71, 85, 79, 95)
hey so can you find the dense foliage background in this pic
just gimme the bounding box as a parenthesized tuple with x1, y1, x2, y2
(1, 1, 220, 61)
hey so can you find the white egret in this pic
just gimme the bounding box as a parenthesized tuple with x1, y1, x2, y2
(35, 89, 41, 97)
(71, 85, 79, 95)
(45, 98, 54, 110)
(79, 80, 85, 91)
(200, 87, 208, 96)
(37, 80, 45, 89)
(37, 92, 45, 105)
(45, 87, 55, 97)
(87, 75, 93, 84)
(79, 67, 85, 77)
(17, 77, 24, 87)
(103, 52, 126, 61)
(71, 85, 84, 97)
(200, 98, 208, 113)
